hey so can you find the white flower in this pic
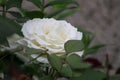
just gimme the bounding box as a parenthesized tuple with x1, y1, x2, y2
(22, 18, 83, 55)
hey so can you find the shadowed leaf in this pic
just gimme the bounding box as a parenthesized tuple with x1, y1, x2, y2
(65, 40, 84, 54)
(66, 54, 90, 69)
(6, 0, 23, 10)
(25, 11, 44, 19)
(47, 54, 62, 71)
(0, 16, 22, 44)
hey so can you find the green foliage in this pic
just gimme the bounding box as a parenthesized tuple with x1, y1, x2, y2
(47, 54, 62, 71)
(82, 33, 94, 49)
(0, 0, 79, 20)
(66, 54, 90, 69)
(0, 16, 22, 44)
(65, 40, 84, 54)
(46, 6, 77, 18)
(60, 64, 73, 77)
(72, 70, 82, 78)
(78, 27, 95, 49)
(111, 76, 120, 80)
(40, 76, 53, 80)
(84, 44, 105, 56)
(79, 69, 106, 80)
(45, 0, 79, 8)
(0, 0, 6, 6)
(25, 11, 44, 19)
(78, 28, 105, 56)
(21, 63, 45, 78)
(8, 11, 23, 18)
(71, 69, 106, 80)
(55, 9, 77, 19)
(6, 0, 23, 10)
(46, 8, 66, 18)
(27, 0, 43, 8)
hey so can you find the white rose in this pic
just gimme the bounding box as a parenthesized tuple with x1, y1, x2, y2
(22, 18, 83, 55)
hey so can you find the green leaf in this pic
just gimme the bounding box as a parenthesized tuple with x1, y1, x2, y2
(18, 8, 28, 16)
(84, 44, 105, 56)
(0, 16, 22, 44)
(78, 27, 93, 34)
(56, 9, 77, 19)
(25, 11, 44, 19)
(78, 28, 94, 49)
(47, 54, 62, 71)
(79, 69, 106, 80)
(82, 33, 94, 49)
(6, 0, 23, 10)
(46, 8, 65, 18)
(110, 76, 120, 80)
(41, 76, 53, 80)
(60, 64, 72, 77)
(15, 18, 28, 23)
(46, 7, 76, 18)
(21, 63, 44, 78)
(66, 54, 90, 69)
(25, 48, 44, 55)
(27, 0, 42, 8)
(45, 0, 79, 8)
(8, 11, 23, 18)
(72, 71, 82, 77)
(64, 40, 84, 54)
(0, 0, 7, 6)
